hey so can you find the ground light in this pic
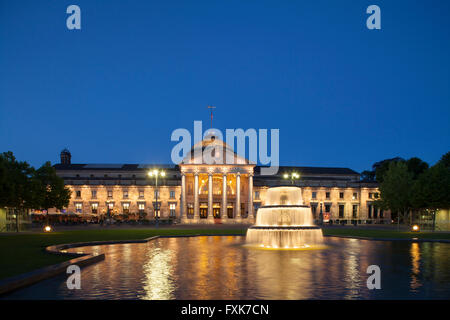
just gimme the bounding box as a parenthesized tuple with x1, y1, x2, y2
(412, 224, 420, 232)
(44, 225, 52, 232)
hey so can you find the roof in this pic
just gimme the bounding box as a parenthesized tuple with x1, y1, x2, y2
(255, 166, 359, 176)
(54, 163, 358, 176)
(53, 164, 179, 171)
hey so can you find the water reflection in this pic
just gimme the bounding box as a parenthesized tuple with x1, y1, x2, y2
(3, 237, 450, 300)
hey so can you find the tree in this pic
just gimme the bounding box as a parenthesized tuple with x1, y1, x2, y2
(361, 170, 375, 182)
(0, 152, 40, 231)
(373, 157, 404, 183)
(411, 163, 450, 211)
(437, 151, 450, 168)
(378, 162, 414, 225)
(34, 161, 71, 218)
(406, 157, 429, 179)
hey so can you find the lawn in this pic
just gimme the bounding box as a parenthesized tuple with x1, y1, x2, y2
(0, 227, 449, 281)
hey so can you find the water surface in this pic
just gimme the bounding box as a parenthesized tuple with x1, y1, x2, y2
(3, 236, 450, 299)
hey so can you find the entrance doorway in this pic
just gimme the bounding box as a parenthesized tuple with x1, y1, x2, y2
(213, 203, 221, 218)
(227, 203, 234, 219)
(200, 203, 207, 218)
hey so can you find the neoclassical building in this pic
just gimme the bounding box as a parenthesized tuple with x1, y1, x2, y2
(54, 135, 390, 225)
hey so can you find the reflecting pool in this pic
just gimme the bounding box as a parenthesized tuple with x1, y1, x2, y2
(3, 236, 450, 300)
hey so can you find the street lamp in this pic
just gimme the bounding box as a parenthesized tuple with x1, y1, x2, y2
(148, 169, 165, 228)
(283, 172, 300, 185)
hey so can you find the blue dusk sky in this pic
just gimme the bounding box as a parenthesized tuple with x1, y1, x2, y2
(0, 0, 449, 172)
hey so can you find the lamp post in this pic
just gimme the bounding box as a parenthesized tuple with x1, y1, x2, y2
(148, 169, 165, 228)
(283, 172, 300, 185)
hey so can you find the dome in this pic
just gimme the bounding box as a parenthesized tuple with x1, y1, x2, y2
(181, 132, 250, 165)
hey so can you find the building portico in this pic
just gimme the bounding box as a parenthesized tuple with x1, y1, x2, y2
(180, 166, 255, 224)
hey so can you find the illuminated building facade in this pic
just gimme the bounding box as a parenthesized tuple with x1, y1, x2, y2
(54, 136, 390, 225)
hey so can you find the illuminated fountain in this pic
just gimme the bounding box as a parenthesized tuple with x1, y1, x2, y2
(246, 186, 324, 249)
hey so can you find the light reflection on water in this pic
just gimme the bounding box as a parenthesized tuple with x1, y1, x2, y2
(3, 236, 450, 300)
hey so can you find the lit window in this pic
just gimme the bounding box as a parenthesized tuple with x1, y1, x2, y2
(169, 203, 176, 217)
(107, 202, 114, 210)
(91, 203, 98, 214)
(154, 190, 160, 198)
(75, 203, 82, 213)
(123, 203, 130, 214)
(352, 193, 357, 200)
(138, 203, 145, 211)
(123, 190, 128, 199)
(139, 191, 144, 198)
(107, 190, 113, 198)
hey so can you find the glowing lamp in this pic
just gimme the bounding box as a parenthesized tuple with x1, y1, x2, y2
(412, 224, 420, 232)
(44, 225, 52, 232)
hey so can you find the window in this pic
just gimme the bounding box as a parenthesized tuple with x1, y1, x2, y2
(122, 203, 130, 214)
(76, 190, 81, 198)
(91, 190, 97, 199)
(104, 174, 108, 178)
(352, 193, 357, 200)
(325, 204, 331, 212)
(154, 190, 160, 198)
(369, 193, 373, 199)
(170, 190, 175, 199)
(75, 203, 82, 213)
(169, 203, 176, 217)
(91, 203, 98, 214)
(187, 203, 194, 216)
(311, 204, 317, 219)
(339, 192, 344, 199)
(339, 205, 345, 218)
(368, 204, 373, 218)
(107, 190, 113, 198)
(254, 191, 260, 200)
(374, 193, 379, 199)
(123, 190, 129, 199)
(90, 174, 94, 178)
(138, 203, 145, 212)
(107, 202, 114, 210)
(312, 192, 317, 199)
(153, 202, 161, 218)
(139, 191, 144, 199)
(325, 192, 330, 199)
(352, 205, 358, 218)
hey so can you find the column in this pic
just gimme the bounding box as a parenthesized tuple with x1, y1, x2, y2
(222, 173, 228, 223)
(194, 173, 199, 221)
(181, 173, 187, 222)
(235, 173, 241, 220)
(207, 173, 214, 223)
(248, 173, 254, 221)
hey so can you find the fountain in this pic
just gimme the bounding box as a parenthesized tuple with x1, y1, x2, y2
(246, 186, 324, 249)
